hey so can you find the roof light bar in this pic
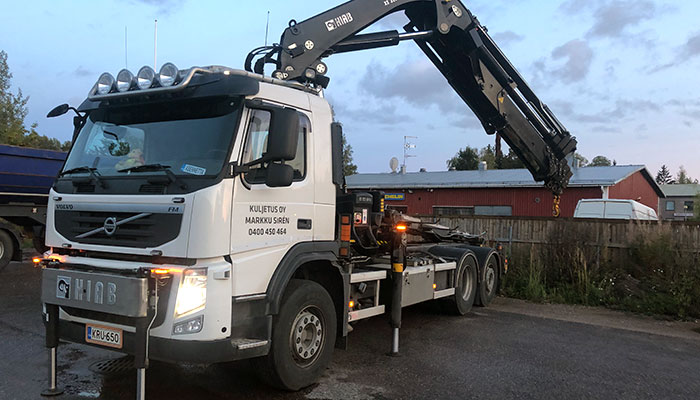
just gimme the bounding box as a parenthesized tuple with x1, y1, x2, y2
(158, 63, 179, 87)
(137, 66, 157, 90)
(96, 73, 115, 95)
(116, 69, 135, 92)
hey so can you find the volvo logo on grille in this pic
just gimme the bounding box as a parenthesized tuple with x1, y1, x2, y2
(103, 217, 118, 236)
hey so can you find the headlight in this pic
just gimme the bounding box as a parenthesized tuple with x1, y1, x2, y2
(137, 66, 156, 90)
(158, 63, 179, 87)
(175, 269, 207, 316)
(96, 73, 115, 95)
(116, 69, 134, 92)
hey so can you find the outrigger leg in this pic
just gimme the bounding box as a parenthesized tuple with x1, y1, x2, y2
(41, 304, 64, 397)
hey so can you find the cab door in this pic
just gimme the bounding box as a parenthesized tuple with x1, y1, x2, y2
(230, 106, 314, 296)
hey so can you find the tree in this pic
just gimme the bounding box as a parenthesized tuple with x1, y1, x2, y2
(447, 146, 479, 170)
(479, 145, 497, 169)
(341, 133, 358, 176)
(574, 153, 588, 167)
(497, 148, 525, 169)
(676, 166, 698, 184)
(589, 155, 612, 167)
(655, 165, 674, 185)
(0, 50, 70, 151)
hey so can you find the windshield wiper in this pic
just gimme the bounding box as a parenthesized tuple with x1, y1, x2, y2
(118, 164, 188, 190)
(59, 166, 107, 189)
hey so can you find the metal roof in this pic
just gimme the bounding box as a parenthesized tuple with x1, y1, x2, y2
(347, 165, 660, 192)
(660, 184, 700, 197)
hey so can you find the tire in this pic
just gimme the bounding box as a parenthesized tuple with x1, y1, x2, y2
(0, 230, 14, 270)
(33, 227, 49, 254)
(474, 253, 500, 307)
(253, 279, 337, 391)
(451, 252, 478, 316)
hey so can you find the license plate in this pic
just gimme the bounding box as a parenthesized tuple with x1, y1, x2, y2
(85, 324, 123, 349)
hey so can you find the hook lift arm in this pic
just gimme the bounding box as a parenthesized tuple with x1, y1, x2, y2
(246, 0, 578, 195)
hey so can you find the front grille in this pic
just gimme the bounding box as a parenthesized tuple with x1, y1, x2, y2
(75, 184, 96, 193)
(139, 184, 167, 194)
(55, 210, 182, 248)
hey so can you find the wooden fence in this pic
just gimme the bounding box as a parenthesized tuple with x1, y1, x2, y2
(418, 215, 700, 265)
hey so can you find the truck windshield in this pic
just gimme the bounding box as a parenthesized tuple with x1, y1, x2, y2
(63, 98, 240, 177)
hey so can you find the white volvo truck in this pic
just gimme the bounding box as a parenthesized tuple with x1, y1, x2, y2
(39, 0, 577, 398)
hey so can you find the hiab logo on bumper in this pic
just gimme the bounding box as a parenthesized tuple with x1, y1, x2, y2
(325, 12, 353, 31)
(56, 276, 71, 299)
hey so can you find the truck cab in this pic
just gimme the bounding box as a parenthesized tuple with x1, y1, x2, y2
(45, 67, 342, 363)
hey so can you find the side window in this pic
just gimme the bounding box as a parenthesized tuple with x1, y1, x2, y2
(241, 109, 308, 184)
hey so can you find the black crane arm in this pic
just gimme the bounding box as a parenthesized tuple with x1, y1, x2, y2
(246, 0, 577, 195)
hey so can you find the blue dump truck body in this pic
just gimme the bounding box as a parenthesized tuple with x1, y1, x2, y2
(0, 144, 67, 197)
(0, 144, 67, 267)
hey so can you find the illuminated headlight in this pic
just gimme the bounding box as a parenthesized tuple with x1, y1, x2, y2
(175, 269, 207, 316)
(96, 73, 115, 95)
(137, 66, 156, 90)
(158, 62, 179, 87)
(116, 69, 134, 92)
(173, 315, 203, 335)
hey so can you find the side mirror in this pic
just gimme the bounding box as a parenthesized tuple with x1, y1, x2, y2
(266, 163, 294, 187)
(47, 104, 70, 118)
(263, 107, 299, 162)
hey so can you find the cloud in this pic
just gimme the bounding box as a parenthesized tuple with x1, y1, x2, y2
(551, 39, 594, 82)
(588, 1, 656, 38)
(679, 32, 700, 59)
(129, 0, 186, 15)
(490, 31, 524, 47)
(533, 39, 594, 84)
(333, 102, 410, 126)
(358, 59, 466, 114)
(552, 99, 662, 124)
(73, 66, 93, 77)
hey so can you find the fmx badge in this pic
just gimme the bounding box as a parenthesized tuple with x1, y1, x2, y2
(56, 276, 71, 299)
(325, 12, 353, 31)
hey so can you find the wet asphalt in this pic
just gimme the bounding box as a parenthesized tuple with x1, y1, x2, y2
(1, 259, 699, 400)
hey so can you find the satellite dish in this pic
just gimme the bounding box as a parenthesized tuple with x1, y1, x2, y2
(390, 157, 400, 173)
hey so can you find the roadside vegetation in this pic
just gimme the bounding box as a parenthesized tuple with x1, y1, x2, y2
(501, 226, 700, 319)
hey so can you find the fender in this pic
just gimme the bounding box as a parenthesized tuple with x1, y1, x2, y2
(0, 221, 24, 262)
(265, 241, 341, 315)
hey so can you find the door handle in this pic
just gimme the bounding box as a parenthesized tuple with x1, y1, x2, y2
(297, 219, 312, 230)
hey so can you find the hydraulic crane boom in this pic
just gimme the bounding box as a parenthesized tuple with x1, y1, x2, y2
(246, 0, 577, 195)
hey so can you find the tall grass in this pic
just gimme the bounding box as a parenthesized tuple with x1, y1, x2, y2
(501, 227, 700, 319)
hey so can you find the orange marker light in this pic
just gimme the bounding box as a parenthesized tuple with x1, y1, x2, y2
(433, 283, 437, 290)
(152, 268, 172, 275)
(395, 224, 408, 232)
(349, 300, 355, 309)
(32, 258, 42, 264)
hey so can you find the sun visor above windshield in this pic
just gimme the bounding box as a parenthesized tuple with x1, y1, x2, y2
(78, 69, 260, 112)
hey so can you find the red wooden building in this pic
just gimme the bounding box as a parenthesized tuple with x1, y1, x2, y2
(346, 165, 663, 218)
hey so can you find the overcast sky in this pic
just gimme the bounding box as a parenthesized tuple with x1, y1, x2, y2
(1, 0, 698, 178)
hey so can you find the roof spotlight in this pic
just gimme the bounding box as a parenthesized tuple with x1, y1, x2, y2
(116, 69, 135, 92)
(158, 63, 179, 87)
(137, 66, 157, 90)
(96, 73, 115, 95)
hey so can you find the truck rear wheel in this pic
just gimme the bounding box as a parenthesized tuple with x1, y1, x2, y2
(451, 253, 478, 316)
(0, 230, 14, 270)
(475, 253, 499, 307)
(253, 279, 337, 391)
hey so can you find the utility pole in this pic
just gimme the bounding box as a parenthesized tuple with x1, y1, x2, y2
(265, 11, 271, 46)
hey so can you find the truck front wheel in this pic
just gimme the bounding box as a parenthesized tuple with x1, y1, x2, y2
(0, 230, 14, 270)
(254, 279, 337, 391)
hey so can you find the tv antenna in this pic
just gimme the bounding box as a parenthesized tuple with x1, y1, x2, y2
(403, 136, 418, 172)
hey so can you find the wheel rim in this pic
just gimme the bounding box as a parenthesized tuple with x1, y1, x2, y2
(289, 306, 324, 367)
(0, 240, 4, 259)
(460, 263, 474, 301)
(485, 265, 496, 294)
